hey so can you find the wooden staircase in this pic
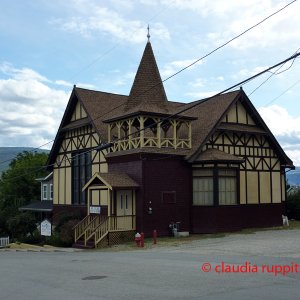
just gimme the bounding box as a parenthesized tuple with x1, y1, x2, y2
(73, 215, 136, 248)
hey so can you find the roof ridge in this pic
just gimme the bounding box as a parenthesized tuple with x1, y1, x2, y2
(75, 86, 127, 97)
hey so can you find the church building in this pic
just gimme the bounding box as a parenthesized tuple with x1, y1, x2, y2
(47, 38, 294, 247)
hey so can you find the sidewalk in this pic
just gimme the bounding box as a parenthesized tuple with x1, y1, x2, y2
(0, 243, 82, 253)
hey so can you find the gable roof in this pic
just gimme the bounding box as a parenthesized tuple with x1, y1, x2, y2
(193, 148, 244, 163)
(82, 172, 139, 190)
(187, 89, 293, 166)
(47, 42, 293, 169)
(47, 88, 127, 167)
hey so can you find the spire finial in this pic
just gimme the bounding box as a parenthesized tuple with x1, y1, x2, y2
(147, 24, 150, 42)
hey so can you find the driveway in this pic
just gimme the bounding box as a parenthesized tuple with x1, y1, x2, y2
(0, 229, 299, 300)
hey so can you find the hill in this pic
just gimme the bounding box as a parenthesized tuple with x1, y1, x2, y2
(0, 147, 49, 174)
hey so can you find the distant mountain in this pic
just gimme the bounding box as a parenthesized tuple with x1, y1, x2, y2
(0, 147, 49, 174)
(286, 167, 300, 186)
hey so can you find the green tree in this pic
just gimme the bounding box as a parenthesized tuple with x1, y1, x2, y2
(0, 151, 48, 238)
(287, 190, 300, 220)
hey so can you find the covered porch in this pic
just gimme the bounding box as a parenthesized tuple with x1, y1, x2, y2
(73, 171, 139, 248)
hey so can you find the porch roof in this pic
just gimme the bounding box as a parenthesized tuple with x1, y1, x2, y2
(19, 200, 53, 212)
(193, 148, 244, 163)
(82, 172, 139, 191)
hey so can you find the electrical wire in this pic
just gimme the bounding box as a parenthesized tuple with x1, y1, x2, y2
(2, 51, 299, 182)
(263, 78, 300, 106)
(1, 0, 297, 171)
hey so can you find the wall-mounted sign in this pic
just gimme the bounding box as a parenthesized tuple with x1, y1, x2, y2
(41, 219, 52, 236)
(90, 206, 101, 214)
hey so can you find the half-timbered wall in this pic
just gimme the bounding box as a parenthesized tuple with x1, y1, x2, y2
(70, 100, 88, 121)
(203, 100, 285, 205)
(53, 102, 108, 205)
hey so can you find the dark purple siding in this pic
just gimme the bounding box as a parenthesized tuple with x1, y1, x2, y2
(192, 203, 285, 233)
(52, 204, 87, 225)
(108, 153, 192, 237)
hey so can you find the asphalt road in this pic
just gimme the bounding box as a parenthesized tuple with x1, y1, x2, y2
(1, 229, 299, 300)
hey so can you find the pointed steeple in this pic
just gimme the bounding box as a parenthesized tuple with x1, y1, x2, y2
(125, 41, 168, 111)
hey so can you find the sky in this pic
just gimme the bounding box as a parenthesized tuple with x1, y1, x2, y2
(0, 0, 300, 165)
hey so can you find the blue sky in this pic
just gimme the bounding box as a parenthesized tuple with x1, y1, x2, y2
(0, 0, 300, 165)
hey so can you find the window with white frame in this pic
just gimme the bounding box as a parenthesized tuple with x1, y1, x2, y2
(42, 184, 48, 200)
(50, 184, 53, 200)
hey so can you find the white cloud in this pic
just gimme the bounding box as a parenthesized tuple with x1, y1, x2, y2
(185, 91, 219, 99)
(161, 59, 202, 78)
(50, 0, 169, 43)
(0, 64, 69, 148)
(163, 0, 300, 50)
(285, 150, 300, 166)
(233, 66, 269, 80)
(190, 78, 206, 88)
(258, 104, 300, 165)
(0, 62, 50, 83)
(55, 80, 73, 87)
(259, 105, 300, 137)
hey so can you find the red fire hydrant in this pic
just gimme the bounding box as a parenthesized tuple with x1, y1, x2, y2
(135, 232, 141, 247)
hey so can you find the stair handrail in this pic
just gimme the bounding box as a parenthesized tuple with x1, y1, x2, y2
(94, 217, 109, 247)
(73, 215, 96, 243)
(84, 215, 105, 245)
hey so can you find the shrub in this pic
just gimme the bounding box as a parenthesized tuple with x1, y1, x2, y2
(287, 190, 300, 220)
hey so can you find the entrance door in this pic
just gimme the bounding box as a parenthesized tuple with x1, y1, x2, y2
(116, 190, 133, 216)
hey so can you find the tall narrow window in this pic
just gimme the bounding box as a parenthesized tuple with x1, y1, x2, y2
(219, 169, 237, 205)
(72, 152, 92, 205)
(42, 184, 48, 200)
(49, 184, 53, 200)
(193, 169, 214, 206)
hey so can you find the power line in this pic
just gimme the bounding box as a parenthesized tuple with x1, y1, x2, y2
(161, 0, 297, 83)
(2, 51, 299, 183)
(263, 78, 300, 106)
(77, 0, 298, 126)
(0, 3, 174, 167)
(69, 3, 173, 82)
(1, 0, 297, 169)
(250, 47, 300, 96)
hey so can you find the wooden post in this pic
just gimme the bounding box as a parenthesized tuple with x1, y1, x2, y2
(140, 232, 145, 247)
(188, 122, 192, 148)
(157, 118, 161, 148)
(128, 119, 132, 149)
(153, 230, 157, 244)
(172, 120, 177, 149)
(139, 116, 144, 148)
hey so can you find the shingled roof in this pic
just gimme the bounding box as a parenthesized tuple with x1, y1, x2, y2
(103, 41, 188, 122)
(82, 172, 139, 190)
(47, 41, 294, 168)
(125, 41, 168, 112)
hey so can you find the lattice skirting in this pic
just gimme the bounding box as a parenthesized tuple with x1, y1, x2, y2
(108, 231, 135, 246)
(95, 236, 109, 248)
(95, 231, 135, 248)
